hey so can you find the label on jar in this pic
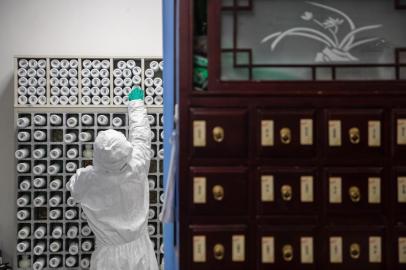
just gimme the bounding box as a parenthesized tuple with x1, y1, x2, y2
(301, 176, 314, 202)
(398, 177, 406, 203)
(397, 119, 406, 145)
(193, 121, 206, 147)
(301, 237, 314, 263)
(261, 120, 274, 146)
(330, 237, 343, 263)
(368, 121, 381, 147)
(193, 177, 206, 204)
(328, 120, 342, 146)
(300, 119, 313, 145)
(261, 236, 275, 263)
(261, 175, 274, 202)
(329, 177, 342, 204)
(398, 237, 406, 263)
(369, 236, 382, 263)
(193, 236, 206, 262)
(368, 177, 381, 204)
(232, 235, 245, 262)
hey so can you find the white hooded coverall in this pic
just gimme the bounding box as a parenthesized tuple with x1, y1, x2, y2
(67, 100, 159, 270)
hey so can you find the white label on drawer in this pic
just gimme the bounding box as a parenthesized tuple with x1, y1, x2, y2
(397, 119, 406, 145)
(301, 176, 314, 202)
(330, 237, 343, 263)
(193, 236, 206, 262)
(261, 175, 274, 202)
(193, 120, 206, 147)
(261, 120, 274, 146)
(369, 236, 382, 263)
(368, 121, 381, 147)
(300, 119, 313, 145)
(232, 235, 245, 262)
(329, 177, 342, 204)
(398, 177, 406, 203)
(301, 237, 314, 263)
(261, 237, 275, 263)
(368, 177, 381, 204)
(398, 237, 406, 263)
(329, 120, 342, 146)
(193, 177, 206, 204)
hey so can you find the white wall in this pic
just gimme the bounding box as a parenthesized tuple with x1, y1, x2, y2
(0, 0, 162, 266)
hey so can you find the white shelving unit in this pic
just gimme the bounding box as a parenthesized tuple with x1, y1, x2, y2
(14, 56, 164, 270)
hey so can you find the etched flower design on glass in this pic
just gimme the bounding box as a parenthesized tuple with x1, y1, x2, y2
(262, 2, 383, 62)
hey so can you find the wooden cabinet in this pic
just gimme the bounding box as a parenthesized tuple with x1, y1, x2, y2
(177, 0, 406, 269)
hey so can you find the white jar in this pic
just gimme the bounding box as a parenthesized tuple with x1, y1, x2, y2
(48, 163, 61, 175)
(67, 225, 79, 239)
(18, 226, 30, 239)
(49, 148, 62, 159)
(64, 132, 77, 143)
(49, 209, 62, 220)
(34, 226, 46, 239)
(67, 148, 79, 159)
(33, 195, 46, 207)
(49, 114, 62, 125)
(16, 195, 30, 207)
(16, 241, 30, 252)
(32, 148, 46, 159)
(49, 195, 62, 207)
(16, 209, 30, 220)
(16, 162, 30, 173)
(49, 179, 62, 190)
(65, 209, 78, 220)
(33, 178, 46, 188)
(33, 242, 45, 255)
(97, 114, 109, 126)
(19, 179, 31, 190)
(66, 162, 77, 173)
(15, 148, 29, 159)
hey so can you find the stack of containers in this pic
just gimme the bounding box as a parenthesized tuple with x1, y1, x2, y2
(81, 59, 111, 106)
(144, 60, 164, 106)
(17, 59, 47, 106)
(15, 111, 164, 269)
(112, 59, 142, 105)
(49, 59, 79, 105)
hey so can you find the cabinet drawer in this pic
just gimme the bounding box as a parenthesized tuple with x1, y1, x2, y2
(392, 168, 406, 216)
(324, 109, 384, 160)
(393, 226, 406, 269)
(189, 225, 248, 270)
(257, 167, 318, 215)
(189, 167, 249, 216)
(392, 110, 406, 163)
(324, 168, 385, 215)
(324, 226, 385, 270)
(190, 108, 248, 159)
(258, 225, 317, 270)
(257, 109, 316, 158)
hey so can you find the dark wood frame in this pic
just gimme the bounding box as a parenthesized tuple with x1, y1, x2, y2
(178, 0, 406, 269)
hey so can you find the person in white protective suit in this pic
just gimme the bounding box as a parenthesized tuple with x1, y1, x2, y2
(67, 87, 159, 270)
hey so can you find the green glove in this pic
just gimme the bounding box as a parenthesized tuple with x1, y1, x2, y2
(128, 87, 144, 101)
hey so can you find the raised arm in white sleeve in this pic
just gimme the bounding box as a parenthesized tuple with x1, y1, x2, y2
(128, 99, 152, 168)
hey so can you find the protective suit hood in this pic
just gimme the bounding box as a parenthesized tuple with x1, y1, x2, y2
(93, 129, 133, 173)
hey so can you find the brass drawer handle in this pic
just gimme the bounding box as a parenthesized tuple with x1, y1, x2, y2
(212, 185, 225, 201)
(349, 186, 361, 203)
(212, 126, 224, 143)
(213, 243, 225, 260)
(350, 243, 361, 259)
(282, 244, 294, 262)
(349, 127, 360, 144)
(280, 127, 292, 144)
(281, 185, 293, 201)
